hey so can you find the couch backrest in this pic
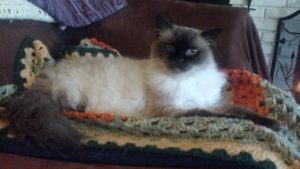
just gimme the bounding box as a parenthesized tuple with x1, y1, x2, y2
(0, 0, 270, 85)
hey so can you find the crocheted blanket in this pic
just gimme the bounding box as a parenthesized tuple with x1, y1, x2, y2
(1, 37, 300, 169)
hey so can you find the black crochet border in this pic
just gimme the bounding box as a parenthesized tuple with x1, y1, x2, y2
(0, 132, 276, 169)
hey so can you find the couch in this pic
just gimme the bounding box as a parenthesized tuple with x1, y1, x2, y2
(0, 0, 280, 169)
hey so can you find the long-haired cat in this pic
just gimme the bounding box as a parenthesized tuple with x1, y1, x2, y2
(6, 16, 281, 152)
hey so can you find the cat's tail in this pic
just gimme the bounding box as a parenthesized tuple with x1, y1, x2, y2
(5, 86, 82, 153)
(174, 105, 284, 131)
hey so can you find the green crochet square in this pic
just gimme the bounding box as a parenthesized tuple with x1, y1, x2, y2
(57, 38, 119, 60)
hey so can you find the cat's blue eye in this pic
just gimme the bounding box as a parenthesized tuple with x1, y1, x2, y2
(166, 44, 175, 52)
(185, 49, 199, 56)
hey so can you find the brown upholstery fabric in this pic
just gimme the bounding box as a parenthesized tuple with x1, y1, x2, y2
(0, 153, 179, 169)
(87, 0, 270, 81)
(0, 0, 269, 86)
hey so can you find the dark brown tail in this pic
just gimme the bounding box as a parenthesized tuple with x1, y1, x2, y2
(5, 88, 82, 152)
(221, 105, 284, 131)
(175, 105, 284, 131)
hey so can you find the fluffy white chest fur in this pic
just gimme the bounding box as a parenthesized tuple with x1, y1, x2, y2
(146, 61, 227, 114)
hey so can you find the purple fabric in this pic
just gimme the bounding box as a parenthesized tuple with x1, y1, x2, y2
(29, 0, 127, 27)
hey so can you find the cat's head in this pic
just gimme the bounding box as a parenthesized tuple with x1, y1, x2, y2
(150, 15, 222, 74)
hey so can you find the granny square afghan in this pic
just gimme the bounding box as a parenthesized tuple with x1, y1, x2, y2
(1, 38, 300, 169)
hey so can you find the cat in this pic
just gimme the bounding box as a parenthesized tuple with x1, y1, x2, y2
(6, 15, 281, 152)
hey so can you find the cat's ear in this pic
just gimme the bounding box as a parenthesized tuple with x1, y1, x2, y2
(201, 28, 222, 47)
(155, 15, 173, 31)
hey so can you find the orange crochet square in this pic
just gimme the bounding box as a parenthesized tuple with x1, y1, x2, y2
(64, 111, 128, 123)
(224, 69, 268, 116)
(89, 38, 113, 50)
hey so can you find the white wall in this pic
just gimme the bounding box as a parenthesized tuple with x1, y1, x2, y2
(230, 0, 300, 68)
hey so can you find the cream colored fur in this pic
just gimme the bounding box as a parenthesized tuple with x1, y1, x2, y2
(36, 51, 226, 118)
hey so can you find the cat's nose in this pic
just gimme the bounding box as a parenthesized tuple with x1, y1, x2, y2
(169, 60, 180, 69)
(169, 58, 186, 71)
(175, 57, 184, 62)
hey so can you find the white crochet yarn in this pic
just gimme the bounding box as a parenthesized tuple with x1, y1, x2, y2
(0, 0, 55, 22)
